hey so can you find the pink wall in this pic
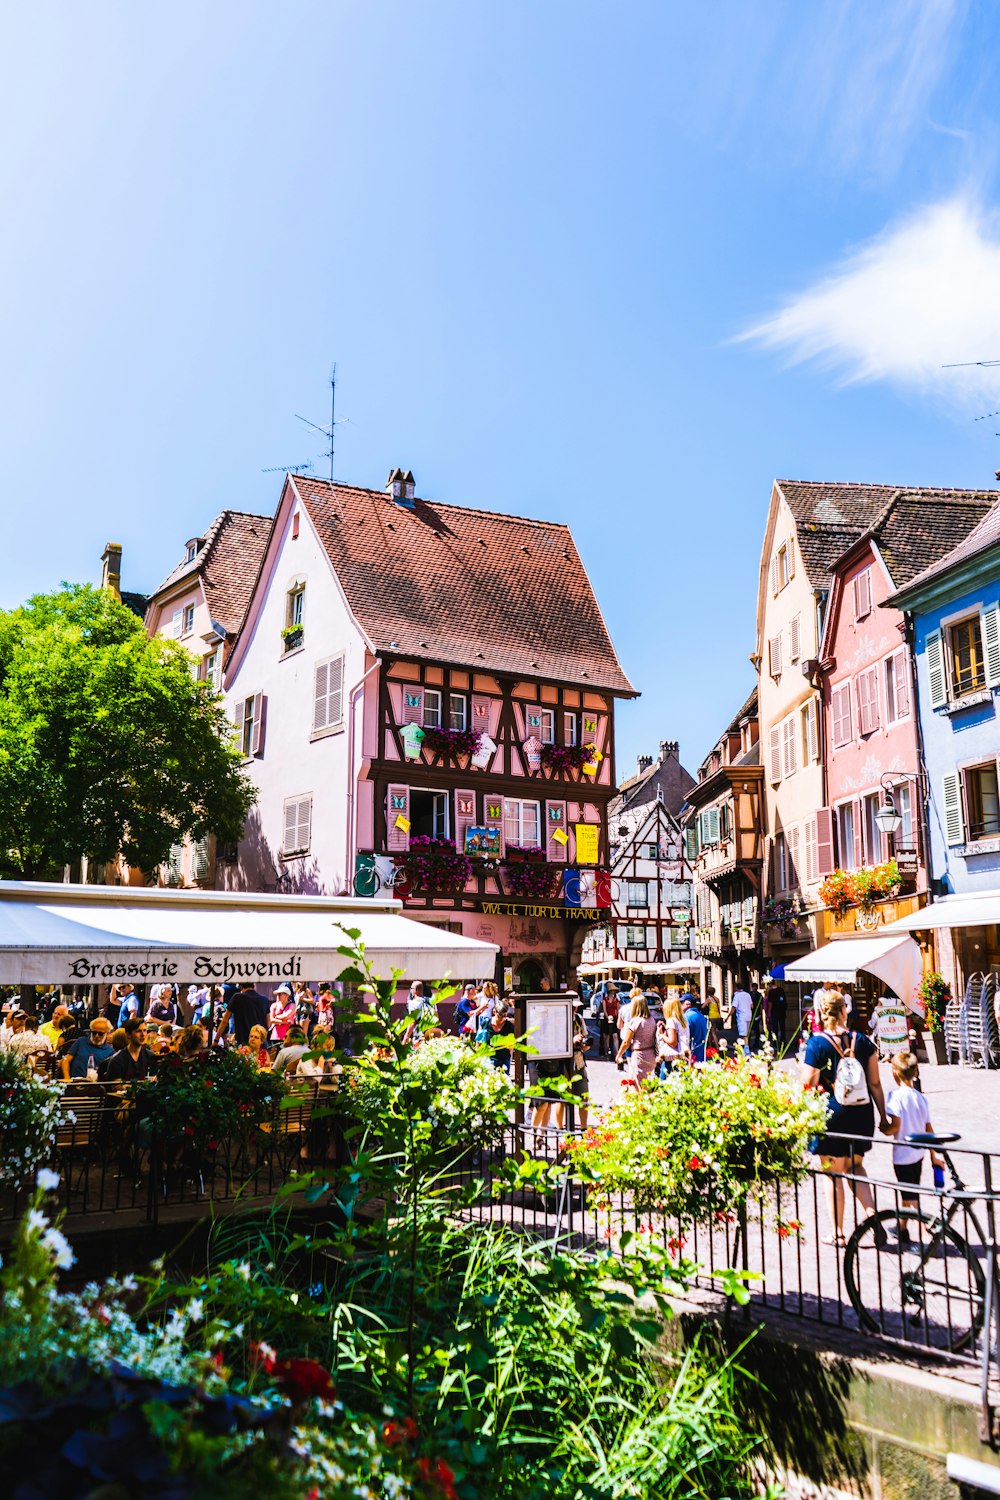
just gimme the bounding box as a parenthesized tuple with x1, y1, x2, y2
(822, 545, 923, 881)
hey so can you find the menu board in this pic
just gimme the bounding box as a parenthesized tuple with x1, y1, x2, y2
(524, 996, 573, 1058)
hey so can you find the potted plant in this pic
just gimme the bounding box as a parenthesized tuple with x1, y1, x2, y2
(419, 726, 482, 760)
(503, 843, 547, 865)
(818, 869, 856, 917)
(539, 743, 592, 774)
(281, 623, 303, 651)
(399, 836, 473, 892)
(915, 971, 952, 1065)
(502, 862, 560, 899)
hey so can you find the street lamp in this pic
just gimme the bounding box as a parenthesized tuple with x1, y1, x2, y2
(874, 772, 918, 838)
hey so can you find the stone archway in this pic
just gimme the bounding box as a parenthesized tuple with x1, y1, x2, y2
(514, 957, 546, 992)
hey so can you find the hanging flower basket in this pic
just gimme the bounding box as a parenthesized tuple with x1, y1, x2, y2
(502, 862, 560, 898)
(820, 858, 902, 916)
(419, 726, 482, 760)
(540, 743, 592, 773)
(399, 836, 473, 892)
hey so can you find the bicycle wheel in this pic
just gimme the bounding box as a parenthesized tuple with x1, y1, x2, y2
(353, 857, 380, 898)
(843, 1208, 986, 1354)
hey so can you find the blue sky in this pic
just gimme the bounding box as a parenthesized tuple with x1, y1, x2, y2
(3, 1, 1000, 776)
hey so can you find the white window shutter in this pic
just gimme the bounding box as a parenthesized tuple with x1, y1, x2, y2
(790, 614, 801, 662)
(707, 807, 720, 844)
(283, 800, 298, 855)
(806, 699, 819, 761)
(170, 608, 183, 638)
(769, 727, 781, 784)
(857, 672, 870, 735)
(926, 630, 947, 709)
(942, 774, 965, 847)
(234, 697, 244, 728)
(296, 796, 312, 854)
(982, 604, 1000, 688)
(770, 558, 778, 596)
(327, 656, 344, 726)
(787, 539, 794, 579)
(313, 662, 329, 732)
(251, 692, 265, 755)
(769, 634, 782, 677)
(895, 656, 910, 718)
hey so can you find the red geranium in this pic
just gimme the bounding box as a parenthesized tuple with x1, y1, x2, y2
(415, 1457, 457, 1500)
(688, 1155, 702, 1172)
(275, 1356, 334, 1402)
(382, 1417, 418, 1447)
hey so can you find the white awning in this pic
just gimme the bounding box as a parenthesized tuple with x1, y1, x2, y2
(881, 890, 1000, 933)
(784, 934, 922, 1005)
(0, 881, 498, 985)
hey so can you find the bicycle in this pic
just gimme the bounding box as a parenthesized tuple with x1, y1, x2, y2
(353, 858, 412, 898)
(843, 1132, 990, 1354)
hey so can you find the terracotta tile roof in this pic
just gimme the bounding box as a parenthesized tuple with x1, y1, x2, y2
(776, 480, 1000, 588)
(294, 477, 635, 693)
(875, 494, 996, 587)
(723, 685, 758, 737)
(149, 511, 271, 637)
(889, 501, 1000, 604)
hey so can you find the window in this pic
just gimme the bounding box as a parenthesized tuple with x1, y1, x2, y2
(203, 650, 220, 692)
(422, 688, 442, 728)
(885, 653, 910, 723)
(312, 656, 344, 734)
(966, 764, 1000, 841)
(625, 925, 648, 948)
(448, 693, 468, 732)
(236, 693, 265, 758)
(831, 683, 853, 747)
(540, 708, 556, 745)
(182, 604, 195, 636)
(949, 617, 986, 698)
(186, 542, 198, 563)
(643, 841, 659, 860)
(891, 782, 914, 847)
(772, 833, 787, 893)
(787, 825, 799, 888)
(853, 568, 872, 621)
(857, 666, 880, 736)
(410, 789, 449, 840)
(862, 792, 883, 864)
(564, 712, 579, 746)
(838, 803, 856, 871)
(626, 880, 649, 908)
(773, 542, 792, 592)
(801, 699, 819, 763)
(282, 795, 312, 856)
(504, 799, 541, 849)
(782, 715, 797, 777)
(699, 807, 721, 846)
(287, 586, 305, 628)
(768, 633, 782, 677)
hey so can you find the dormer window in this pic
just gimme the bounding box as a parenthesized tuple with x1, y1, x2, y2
(283, 583, 305, 653)
(185, 537, 202, 563)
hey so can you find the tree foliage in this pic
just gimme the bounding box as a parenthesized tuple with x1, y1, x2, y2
(0, 584, 256, 878)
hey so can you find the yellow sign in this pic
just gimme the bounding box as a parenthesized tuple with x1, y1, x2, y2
(575, 824, 599, 865)
(552, 826, 569, 846)
(394, 814, 411, 832)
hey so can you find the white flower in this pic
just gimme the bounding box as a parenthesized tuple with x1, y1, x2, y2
(186, 1297, 204, 1324)
(25, 1208, 48, 1236)
(40, 1226, 75, 1269)
(36, 1168, 60, 1193)
(235, 1262, 251, 1280)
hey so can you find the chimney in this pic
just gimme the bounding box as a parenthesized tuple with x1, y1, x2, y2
(386, 468, 416, 506)
(100, 542, 122, 600)
(659, 739, 679, 762)
(637, 753, 653, 773)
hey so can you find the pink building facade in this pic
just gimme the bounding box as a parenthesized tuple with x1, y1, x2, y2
(819, 539, 925, 896)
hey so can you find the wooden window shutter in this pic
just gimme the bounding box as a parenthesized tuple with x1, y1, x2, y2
(806, 698, 819, 761)
(768, 727, 781, 784)
(707, 807, 720, 844)
(327, 656, 344, 726)
(789, 614, 801, 662)
(816, 808, 836, 876)
(251, 692, 266, 755)
(788, 825, 799, 886)
(296, 796, 312, 854)
(926, 630, 947, 709)
(233, 697, 244, 729)
(852, 799, 863, 869)
(524, 704, 543, 737)
(386, 784, 410, 852)
(313, 663, 328, 732)
(982, 604, 1000, 688)
(787, 538, 794, 579)
(895, 654, 910, 718)
(942, 774, 965, 847)
(471, 693, 491, 730)
(770, 557, 778, 596)
(454, 789, 476, 855)
(283, 800, 298, 855)
(170, 608, 183, 638)
(768, 633, 782, 677)
(545, 800, 567, 862)
(868, 667, 880, 729)
(401, 688, 423, 726)
(853, 570, 871, 621)
(856, 672, 870, 735)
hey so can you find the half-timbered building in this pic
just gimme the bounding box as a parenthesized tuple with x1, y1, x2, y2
(221, 470, 635, 989)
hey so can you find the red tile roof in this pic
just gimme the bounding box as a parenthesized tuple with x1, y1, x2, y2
(890, 501, 1000, 603)
(149, 511, 271, 638)
(294, 477, 635, 694)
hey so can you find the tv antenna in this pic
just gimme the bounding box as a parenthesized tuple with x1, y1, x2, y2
(261, 460, 314, 475)
(296, 364, 347, 482)
(942, 359, 1000, 368)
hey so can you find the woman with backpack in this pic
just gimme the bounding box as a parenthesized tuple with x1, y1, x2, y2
(800, 989, 891, 1247)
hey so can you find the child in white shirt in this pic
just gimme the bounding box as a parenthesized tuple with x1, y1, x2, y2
(884, 1051, 945, 1212)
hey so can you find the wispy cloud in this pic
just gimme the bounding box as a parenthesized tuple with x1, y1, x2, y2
(738, 196, 1000, 406)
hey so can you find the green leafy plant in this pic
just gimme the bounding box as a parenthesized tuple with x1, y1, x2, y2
(915, 970, 952, 1034)
(0, 1052, 61, 1190)
(128, 1045, 286, 1145)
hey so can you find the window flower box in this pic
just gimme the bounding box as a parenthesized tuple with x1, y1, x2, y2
(540, 743, 592, 774)
(502, 862, 560, 898)
(419, 726, 482, 760)
(819, 858, 902, 916)
(503, 844, 547, 864)
(281, 625, 303, 652)
(397, 836, 472, 893)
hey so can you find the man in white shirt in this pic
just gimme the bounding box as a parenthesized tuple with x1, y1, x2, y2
(7, 1012, 53, 1064)
(729, 985, 753, 1056)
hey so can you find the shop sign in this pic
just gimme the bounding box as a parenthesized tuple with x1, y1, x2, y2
(575, 824, 599, 865)
(481, 901, 600, 921)
(872, 1000, 909, 1056)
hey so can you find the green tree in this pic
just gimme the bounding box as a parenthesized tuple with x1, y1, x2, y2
(0, 584, 256, 878)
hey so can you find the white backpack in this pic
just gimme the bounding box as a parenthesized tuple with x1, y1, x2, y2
(829, 1032, 869, 1107)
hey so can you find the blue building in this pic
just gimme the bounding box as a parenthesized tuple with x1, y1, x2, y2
(888, 505, 1000, 990)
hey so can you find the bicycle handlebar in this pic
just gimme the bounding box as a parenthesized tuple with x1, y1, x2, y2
(905, 1131, 961, 1147)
